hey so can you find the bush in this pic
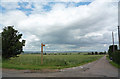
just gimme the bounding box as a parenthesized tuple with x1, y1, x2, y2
(112, 51, 120, 65)
(108, 45, 120, 65)
(108, 45, 118, 58)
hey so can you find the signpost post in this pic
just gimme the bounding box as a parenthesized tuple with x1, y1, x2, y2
(41, 43, 45, 65)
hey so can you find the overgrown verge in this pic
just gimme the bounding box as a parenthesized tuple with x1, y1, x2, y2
(108, 45, 120, 65)
(106, 55, 120, 69)
(2, 54, 103, 70)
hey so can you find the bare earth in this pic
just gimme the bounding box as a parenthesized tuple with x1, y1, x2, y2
(2, 55, 119, 77)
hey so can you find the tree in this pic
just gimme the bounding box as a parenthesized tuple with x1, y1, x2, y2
(104, 51, 106, 54)
(108, 45, 118, 58)
(0, 33, 2, 55)
(99, 52, 102, 55)
(108, 45, 118, 53)
(2, 26, 25, 59)
(78, 52, 81, 55)
(108, 45, 120, 65)
(95, 52, 98, 55)
(112, 50, 120, 65)
(44, 52, 47, 55)
(92, 52, 94, 55)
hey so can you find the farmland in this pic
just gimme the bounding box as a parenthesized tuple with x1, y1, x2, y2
(2, 53, 103, 70)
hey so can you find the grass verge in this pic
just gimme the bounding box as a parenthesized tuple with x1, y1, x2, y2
(106, 56, 120, 69)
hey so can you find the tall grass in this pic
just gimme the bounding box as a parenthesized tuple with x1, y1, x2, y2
(106, 56, 120, 69)
(2, 54, 103, 70)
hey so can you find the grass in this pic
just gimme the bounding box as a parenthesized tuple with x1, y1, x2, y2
(106, 56, 120, 69)
(2, 54, 103, 70)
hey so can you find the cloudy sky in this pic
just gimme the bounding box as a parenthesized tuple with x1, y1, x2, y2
(0, 0, 119, 52)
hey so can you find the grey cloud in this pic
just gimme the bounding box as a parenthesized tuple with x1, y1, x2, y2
(1, 1, 118, 51)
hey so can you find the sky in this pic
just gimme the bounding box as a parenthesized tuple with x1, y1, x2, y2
(0, 0, 119, 52)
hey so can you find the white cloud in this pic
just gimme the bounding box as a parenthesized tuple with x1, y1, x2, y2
(1, 0, 119, 2)
(85, 32, 103, 37)
(0, 2, 19, 10)
(0, 0, 118, 51)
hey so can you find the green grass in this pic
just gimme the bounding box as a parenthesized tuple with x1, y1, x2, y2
(2, 54, 103, 70)
(106, 56, 120, 69)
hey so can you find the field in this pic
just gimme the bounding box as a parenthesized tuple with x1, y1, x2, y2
(2, 53, 103, 70)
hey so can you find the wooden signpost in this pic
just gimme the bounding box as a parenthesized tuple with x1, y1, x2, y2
(41, 43, 45, 64)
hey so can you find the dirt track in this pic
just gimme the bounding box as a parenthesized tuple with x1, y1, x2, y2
(2, 55, 119, 77)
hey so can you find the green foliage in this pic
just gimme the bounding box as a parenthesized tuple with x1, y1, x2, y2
(2, 26, 25, 59)
(106, 56, 120, 68)
(108, 45, 120, 65)
(0, 34, 1, 48)
(2, 54, 103, 70)
(108, 45, 118, 58)
(95, 52, 98, 55)
(112, 51, 120, 65)
(78, 52, 81, 55)
(92, 52, 94, 55)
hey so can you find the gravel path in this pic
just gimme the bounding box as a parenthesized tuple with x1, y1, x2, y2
(2, 55, 119, 77)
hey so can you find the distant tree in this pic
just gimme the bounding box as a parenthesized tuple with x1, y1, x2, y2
(95, 52, 98, 55)
(78, 52, 81, 55)
(44, 52, 47, 55)
(54, 53, 57, 55)
(104, 51, 107, 54)
(88, 53, 91, 55)
(2, 26, 25, 59)
(92, 52, 94, 55)
(99, 52, 103, 55)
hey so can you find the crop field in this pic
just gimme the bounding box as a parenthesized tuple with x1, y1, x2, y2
(2, 54, 103, 70)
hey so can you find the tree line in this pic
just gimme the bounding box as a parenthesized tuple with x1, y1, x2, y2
(87, 51, 106, 55)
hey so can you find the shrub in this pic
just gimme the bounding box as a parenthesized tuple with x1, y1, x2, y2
(108, 45, 118, 58)
(108, 45, 120, 65)
(112, 50, 120, 65)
